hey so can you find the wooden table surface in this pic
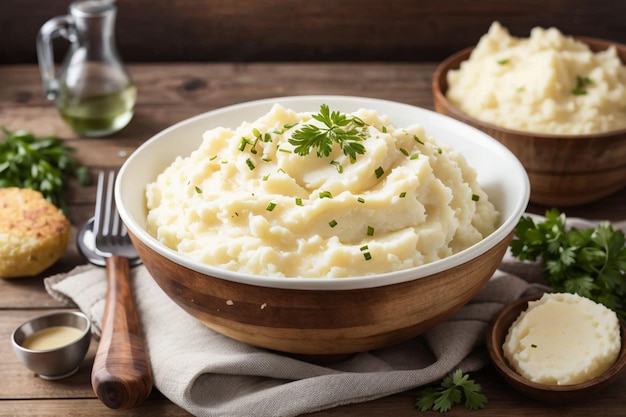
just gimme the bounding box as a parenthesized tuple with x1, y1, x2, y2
(1, 63, 624, 416)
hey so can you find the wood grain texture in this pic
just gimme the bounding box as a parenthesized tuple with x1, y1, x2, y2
(1, 62, 625, 416)
(131, 230, 512, 355)
(91, 256, 153, 409)
(3, 0, 626, 64)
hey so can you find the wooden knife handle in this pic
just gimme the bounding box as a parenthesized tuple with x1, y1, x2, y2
(91, 255, 153, 409)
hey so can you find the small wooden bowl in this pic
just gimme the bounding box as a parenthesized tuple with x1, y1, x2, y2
(486, 294, 626, 403)
(433, 37, 626, 206)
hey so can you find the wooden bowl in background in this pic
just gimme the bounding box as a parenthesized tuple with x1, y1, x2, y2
(432, 37, 626, 206)
(486, 293, 626, 403)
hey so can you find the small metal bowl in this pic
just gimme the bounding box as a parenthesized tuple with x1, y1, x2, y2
(11, 311, 91, 380)
(486, 294, 626, 403)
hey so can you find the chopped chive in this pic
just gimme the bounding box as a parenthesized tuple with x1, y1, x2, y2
(571, 75, 592, 95)
(252, 128, 261, 138)
(382, 126, 388, 133)
(329, 219, 338, 228)
(262, 157, 272, 162)
(360, 245, 369, 251)
(357, 197, 365, 204)
(319, 191, 333, 199)
(295, 197, 303, 206)
(374, 166, 384, 179)
(262, 174, 270, 181)
(531, 344, 537, 348)
(399, 191, 407, 198)
(410, 153, 420, 160)
(195, 186, 202, 194)
(363, 252, 372, 261)
(283, 122, 298, 129)
(278, 148, 292, 153)
(367, 226, 375, 236)
(209, 155, 218, 161)
(239, 138, 249, 151)
(330, 160, 344, 173)
(400, 148, 409, 156)
(472, 194, 480, 202)
(246, 158, 255, 170)
(413, 135, 425, 145)
(266, 202, 277, 211)
(497, 58, 510, 65)
(437, 148, 443, 154)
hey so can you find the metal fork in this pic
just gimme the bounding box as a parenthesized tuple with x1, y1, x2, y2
(90, 170, 153, 410)
(93, 170, 140, 261)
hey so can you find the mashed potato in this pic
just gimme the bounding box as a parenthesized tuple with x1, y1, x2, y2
(446, 22, 626, 134)
(146, 104, 499, 277)
(503, 293, 621, 385)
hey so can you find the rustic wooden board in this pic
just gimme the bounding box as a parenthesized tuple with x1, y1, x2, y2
(3, 0, 626, 64)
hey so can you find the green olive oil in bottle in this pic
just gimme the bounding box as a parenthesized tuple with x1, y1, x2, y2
(37, 0, 136, 137)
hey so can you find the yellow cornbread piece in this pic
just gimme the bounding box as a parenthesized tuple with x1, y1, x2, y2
(0, 188, 70, 278)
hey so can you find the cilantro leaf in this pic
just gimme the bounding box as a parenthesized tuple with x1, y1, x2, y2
(289, 104, 367, 161)
(415, 369, 487, 412)
(509, 209, 626, 321)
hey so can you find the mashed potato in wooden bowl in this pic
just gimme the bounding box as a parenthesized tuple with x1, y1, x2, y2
(145, 104, 499, 278)
(433, 23, 626, 206)
(115, 96, 529, 354)
(446, 22, 626, 135)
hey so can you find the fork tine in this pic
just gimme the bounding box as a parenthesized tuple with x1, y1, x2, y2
(93, 170, 116, 238)
(93, 170, 138, 259)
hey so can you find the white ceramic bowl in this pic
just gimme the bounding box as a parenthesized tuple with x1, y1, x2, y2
(115, 96, 530, 355)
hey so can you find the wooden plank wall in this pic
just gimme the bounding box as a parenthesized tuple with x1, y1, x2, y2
(2, 0, 626, 64)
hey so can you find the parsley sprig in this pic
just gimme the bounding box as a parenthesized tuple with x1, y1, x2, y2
(0, 127, 89, 213)
(415, 369, 487, 412)
(289, 104, 367, 160)
(510, 208, 626, 320)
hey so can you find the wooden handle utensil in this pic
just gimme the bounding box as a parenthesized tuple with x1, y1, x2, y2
(91, 256, 153, 409)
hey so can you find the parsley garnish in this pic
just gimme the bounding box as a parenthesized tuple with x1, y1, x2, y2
(0, 127, 89, 213)
(415, 369, 487, 412)
(571, 75, 593, 95)
(289, 104, 367, 160)
(510, 208, 626, 321)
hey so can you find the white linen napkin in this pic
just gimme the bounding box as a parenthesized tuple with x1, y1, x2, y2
(44, 215, 624, 417)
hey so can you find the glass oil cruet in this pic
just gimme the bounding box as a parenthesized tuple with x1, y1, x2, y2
(37, 0, 136, 137)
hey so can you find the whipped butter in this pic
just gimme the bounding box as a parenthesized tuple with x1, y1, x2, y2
(503, 292, 621, 385)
